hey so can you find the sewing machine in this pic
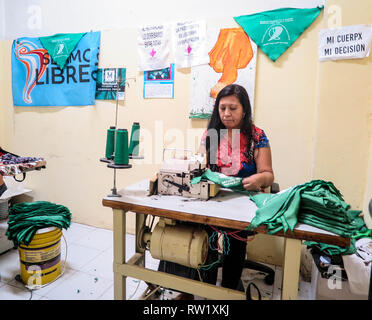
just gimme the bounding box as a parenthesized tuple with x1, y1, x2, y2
(138, 152, 220, 271)
(156, 153, 219, 200)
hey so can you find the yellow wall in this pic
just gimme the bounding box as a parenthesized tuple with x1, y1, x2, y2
(1, 0, 371, 266)
(313, 0, 372, 228)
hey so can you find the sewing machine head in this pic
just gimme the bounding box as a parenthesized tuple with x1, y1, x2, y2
(156, 154, 219, 200)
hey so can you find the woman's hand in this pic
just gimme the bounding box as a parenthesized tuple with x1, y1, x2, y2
(242, 147, 274, 191)
(242, 175, 262, 191)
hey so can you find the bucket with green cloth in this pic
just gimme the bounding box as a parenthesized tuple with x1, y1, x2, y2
(18, 227, 63, 286)
(6, 201, 71, 287)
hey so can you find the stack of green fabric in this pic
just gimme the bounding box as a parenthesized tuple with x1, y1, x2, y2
(6, 201, 71, 247)
(191, 171, 371, 255)
(248, 180, 366, 235)
(298, 181, 364, 237)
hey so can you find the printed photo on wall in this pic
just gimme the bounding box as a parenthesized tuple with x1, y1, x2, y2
(143, 64, 175, 99)
(189, 27, 257, 118)
(95, 68, 126, 100)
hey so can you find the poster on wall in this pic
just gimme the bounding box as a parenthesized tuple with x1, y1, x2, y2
(189, 27, 257, 118)
(95, 68, 126, 100)
(234, 6, 323, 62)
(138, 24, 171, 71)
(143, 64, 175, 99)
(11, 31, 101, 107)
(172, 20, 209, 69)
(318, 24, 372, 61)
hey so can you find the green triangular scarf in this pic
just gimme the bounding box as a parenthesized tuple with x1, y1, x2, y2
(234, 6, 323, 61)
(39, 32, 86, 69)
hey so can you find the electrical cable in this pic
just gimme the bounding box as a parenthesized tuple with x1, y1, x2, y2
(149, 215, 155, 231)
(144, 285, 161, 300)
(197, 268, 203, 282)
(128, 279, 142, 300)
(199, 230, 231, 270)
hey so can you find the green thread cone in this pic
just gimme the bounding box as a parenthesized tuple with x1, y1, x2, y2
(129, 122, 140, 156)
(114, 129, 129, 165)
(105, 126, 116, 159)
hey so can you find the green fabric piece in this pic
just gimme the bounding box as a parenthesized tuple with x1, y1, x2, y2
(304, 228, 372, 256)
(6, 201, 71, 247)
(304, 240, 356, 256)
(191, 169, 244, 189)
(234, 6, 323, 61)
(298, 214, 364, 238)
(189, 113, 212, 119)
(352, 228, 372, 240)
(248, 185, 302, 234)
(39, 33, 86, 69)
(191, 172, 372, 255)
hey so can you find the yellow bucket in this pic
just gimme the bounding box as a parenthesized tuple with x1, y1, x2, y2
(18, 227, 62, 286)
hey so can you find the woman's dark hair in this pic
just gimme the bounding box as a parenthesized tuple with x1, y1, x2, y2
(205, 84, 253, 171)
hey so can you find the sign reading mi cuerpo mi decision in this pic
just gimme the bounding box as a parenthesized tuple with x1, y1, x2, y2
(319, 24, 372, 61)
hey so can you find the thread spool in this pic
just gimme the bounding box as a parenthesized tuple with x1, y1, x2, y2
(114, 129, 129, 165)
(129, 122, 140, 156)
(105, 126, 116, 159)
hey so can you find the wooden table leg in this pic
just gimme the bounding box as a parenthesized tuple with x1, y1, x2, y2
(281, 238, 302, 300)
(113, 208, 126, 300)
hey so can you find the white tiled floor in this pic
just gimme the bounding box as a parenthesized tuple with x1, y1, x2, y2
(0, 222, 312, 300)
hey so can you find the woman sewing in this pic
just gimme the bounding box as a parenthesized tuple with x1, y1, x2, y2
(198, 83, 274, 291)
(158, 83, 274, 299)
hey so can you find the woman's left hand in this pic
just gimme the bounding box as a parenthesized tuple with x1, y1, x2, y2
(242, 175, 262, 191)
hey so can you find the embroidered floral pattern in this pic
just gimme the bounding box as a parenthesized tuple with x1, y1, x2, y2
(201, 125, 269, 177)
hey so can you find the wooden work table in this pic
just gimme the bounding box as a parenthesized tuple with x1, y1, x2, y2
(102, 180, 350, 300)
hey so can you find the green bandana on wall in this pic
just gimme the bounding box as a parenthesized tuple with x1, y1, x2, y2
(234, 6, 323, 62)
(39, 32, 86, 69)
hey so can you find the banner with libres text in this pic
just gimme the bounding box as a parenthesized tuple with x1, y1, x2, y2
(318, 24, 372, 61)
(11, 31, 100, 106)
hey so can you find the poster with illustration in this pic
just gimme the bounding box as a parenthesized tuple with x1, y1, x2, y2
(95, 68, 126, 100)
(143, 64, 175, 99)
(189, 27, 257, 118)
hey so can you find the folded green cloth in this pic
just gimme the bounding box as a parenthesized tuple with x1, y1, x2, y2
(304, 225, 372, 256)
(304, 240, 357, 256)
(299, 214, 365, 238)
(6, 201, 71, 247)
(192, 172, 368, 239)
(191, 171, 372, 256)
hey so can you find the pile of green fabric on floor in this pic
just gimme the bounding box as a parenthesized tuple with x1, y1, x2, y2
(191, 170, 371, 255)
(6, 201, 71, 247)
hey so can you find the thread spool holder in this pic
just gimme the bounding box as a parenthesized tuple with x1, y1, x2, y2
(100, 75, 143, 197)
